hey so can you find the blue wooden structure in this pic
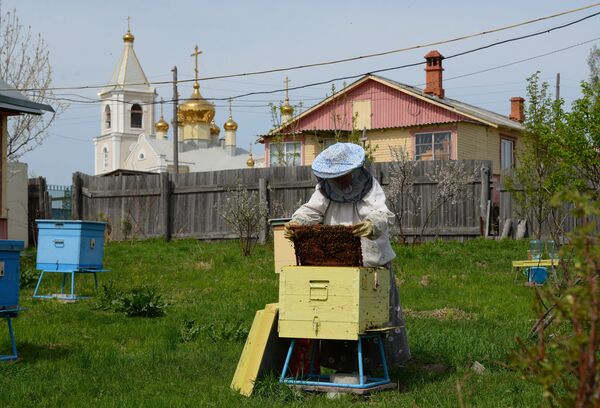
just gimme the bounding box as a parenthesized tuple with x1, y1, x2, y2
(279, 333, 393, 391)
(0, 240, 24, 361)
(34, 220, 109, 300)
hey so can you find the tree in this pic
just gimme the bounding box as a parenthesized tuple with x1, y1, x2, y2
(588, 45, 600, 84)
(559, 79, 600, 199)
(384, 146, 420, 243)
(513, 191, 600, 408)
(0, 7, 67, 159)
(505, 72, 567, 240)
(218, 183, 268, 256)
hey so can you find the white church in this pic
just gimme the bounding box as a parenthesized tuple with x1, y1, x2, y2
(93, 28, 259, 175)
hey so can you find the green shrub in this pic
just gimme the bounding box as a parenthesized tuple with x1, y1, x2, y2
(20, 267, 39, 289)
(94, 280, 123, 311)
(116, 287, 167, 317)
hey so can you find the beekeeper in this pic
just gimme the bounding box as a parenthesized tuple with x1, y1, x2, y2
(284, 142, 411, 368)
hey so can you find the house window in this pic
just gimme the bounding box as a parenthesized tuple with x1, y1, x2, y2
(131, 103, 143, 128)
(269, 141, 302, 166)
(102, 146, 109, 168)
(501, 138, 514, 170)
(105, 105, 111, 129)
(415, 131, 451, 161)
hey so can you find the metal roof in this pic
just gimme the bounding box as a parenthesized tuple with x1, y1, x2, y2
(0, 79, 54, 115)
(262, 74, 524, 140)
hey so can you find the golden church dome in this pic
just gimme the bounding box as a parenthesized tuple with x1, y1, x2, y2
(281, 102, 294, 116)
(224, 116, 238, 131)
(155, 116, 169, 133)
(210, 119, 220, 136)
(123, 30, 135, 43)
(177, 83, 215, 125)
(246, 154, 255, 168)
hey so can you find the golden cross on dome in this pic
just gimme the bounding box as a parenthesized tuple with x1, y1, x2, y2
(127, 16, 131, 32)
(190, 45, 203, 83)
(228, 98, 233, 117)
(160, 97, 164, 116)
(284, 77, 291, 102)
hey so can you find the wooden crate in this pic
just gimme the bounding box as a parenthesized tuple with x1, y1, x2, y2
(278, 266, 389, 340)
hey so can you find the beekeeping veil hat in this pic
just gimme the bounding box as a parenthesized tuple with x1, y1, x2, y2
(311, 142, 365, 179)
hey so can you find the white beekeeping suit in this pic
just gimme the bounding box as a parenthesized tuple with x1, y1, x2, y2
(286, 143, 411, 368)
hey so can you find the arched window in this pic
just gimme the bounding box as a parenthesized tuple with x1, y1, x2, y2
(131, 103, 143, 128)
(102, 146, 109, 168)
(104, 105, 111, 129)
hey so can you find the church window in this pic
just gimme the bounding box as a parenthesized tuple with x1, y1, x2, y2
(105, 105, 111, 129)
(102, 146, 109, 168)
(131, 103, 143, 128)
(138, 152, 145, 160)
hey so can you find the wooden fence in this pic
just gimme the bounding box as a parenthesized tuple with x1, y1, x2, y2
(28, 177, 51, 246)
(72, 160, 492, 242)
(498, 175, 598, 240)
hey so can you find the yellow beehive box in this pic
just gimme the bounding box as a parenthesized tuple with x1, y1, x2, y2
(269, 218, 296, 274)
(278, 266, 390, 340)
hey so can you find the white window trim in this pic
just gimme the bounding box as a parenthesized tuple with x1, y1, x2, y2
(269, 141, 302, 167)
(414, 131, 452, 161)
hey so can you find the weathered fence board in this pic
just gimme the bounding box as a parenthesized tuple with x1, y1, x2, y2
(73, 160, 492, 242)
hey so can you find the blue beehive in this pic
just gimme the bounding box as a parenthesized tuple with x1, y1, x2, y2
(36, 220, 106, 271)
(0, 240, 24, 309)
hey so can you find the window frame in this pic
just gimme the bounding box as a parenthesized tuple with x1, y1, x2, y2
(268, 141, 302, 167)
(130, 103, 143, 129)
(414, 130, 452, 161)
(104, 105, 111, 129)
(500, 136, 515, 170)
(102, 146, 109, 169)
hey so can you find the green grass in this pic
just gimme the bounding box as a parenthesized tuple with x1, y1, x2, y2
(0, 238, 543, 407)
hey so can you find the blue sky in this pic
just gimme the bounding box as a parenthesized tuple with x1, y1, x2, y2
(6, 0, 599, 184)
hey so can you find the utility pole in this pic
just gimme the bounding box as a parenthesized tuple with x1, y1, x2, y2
(171, 66, 179, 174)
(555, 72, 561, 101)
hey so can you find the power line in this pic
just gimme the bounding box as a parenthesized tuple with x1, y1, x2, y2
(30, 33, 600, 109)
(5, 3, 600, 93)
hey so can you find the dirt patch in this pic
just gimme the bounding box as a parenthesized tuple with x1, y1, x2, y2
(291, 224, 362, 267)
(195, 261, 213, 271)
(404, 307, 476, 320)
(419, 275, 431, 287)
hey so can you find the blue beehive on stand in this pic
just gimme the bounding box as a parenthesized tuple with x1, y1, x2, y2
(0, 240, 24, 361)
(34, 220, 108, 300)
(36, 220, 106, 271)
(0, 240, 24, 310)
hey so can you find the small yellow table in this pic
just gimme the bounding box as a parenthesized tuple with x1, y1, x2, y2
(512, 259, 559, 283)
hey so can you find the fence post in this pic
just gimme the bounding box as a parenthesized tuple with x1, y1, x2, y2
(72, 172, 83, 220)
(258, 177, 267, 244)
(479, 165, 490, 236)
(160, 172, 171, 242)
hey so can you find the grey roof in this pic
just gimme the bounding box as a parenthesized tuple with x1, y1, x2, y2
(146, 137, 254, 172)
(99, 40, 153, 95)
(0, 78, 54, 115)
(372, 75, 525, 131)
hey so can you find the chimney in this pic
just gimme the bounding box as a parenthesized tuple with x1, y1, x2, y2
(424, 50, 445, 98)
(509, 97, 525, 122)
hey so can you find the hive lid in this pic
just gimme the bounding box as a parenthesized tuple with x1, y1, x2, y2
(0, 240, 24, 251)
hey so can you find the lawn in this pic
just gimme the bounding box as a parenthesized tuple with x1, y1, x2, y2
(0, 238, 544, 407)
